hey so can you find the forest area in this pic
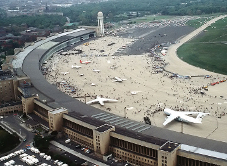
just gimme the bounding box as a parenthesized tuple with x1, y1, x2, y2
(0, 0, 226, 28)
(59, 0, 227, 25)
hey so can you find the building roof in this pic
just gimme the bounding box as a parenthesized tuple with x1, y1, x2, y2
(66, 112, 105, 127)
(0, 70, 14, 80)
(160, 141, 179, 152)
(181, 144, 227, 161)
(96, 124, 113, 132)
(114, 127, 167, 146)
(51, 108, 67, 114)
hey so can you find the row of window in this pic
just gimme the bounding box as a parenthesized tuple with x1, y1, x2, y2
(34, 104, 49, 117)
(0, 106, 22, 112)
(0, 81, 12, 85)
(177, 156, 220, 166)
(64, 119, 93, 138)
(112, 150, 157, 166)
(110, 137, 157, 158)
(64, 128, 93, 149)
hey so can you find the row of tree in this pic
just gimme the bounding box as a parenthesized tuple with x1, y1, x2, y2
(0, 0, 226, 29)
(0, 15, 66, 29)
(59, 0, 227, 25)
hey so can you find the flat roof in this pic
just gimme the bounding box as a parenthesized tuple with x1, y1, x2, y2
(160, 141, 179, 152)
(51, 108, 67, 114)
(21, 29, 227, 155)
(181, 144, 227, 161)
(96, 124, 113, 132)
(51, 29, 95, 43)
(65, 112, 105, 127)
(114, 127, 167, 146)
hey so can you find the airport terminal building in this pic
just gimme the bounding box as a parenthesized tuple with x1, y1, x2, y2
(1, 29, 227, 166)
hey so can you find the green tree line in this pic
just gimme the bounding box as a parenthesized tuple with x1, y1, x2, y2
(59, 0, 227, 25)
(0, 15, 66, 29)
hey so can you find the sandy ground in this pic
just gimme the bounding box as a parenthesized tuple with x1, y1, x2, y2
(45, 15, 227, 142)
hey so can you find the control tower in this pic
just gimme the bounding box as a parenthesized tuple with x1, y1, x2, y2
(97, 11, 104, 36)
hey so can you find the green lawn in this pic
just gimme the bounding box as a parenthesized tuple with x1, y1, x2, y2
(178, 16, 227, 75)
(0, 127, 20, 154)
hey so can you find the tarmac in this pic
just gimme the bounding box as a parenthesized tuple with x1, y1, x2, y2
(45, 15, 227, 143)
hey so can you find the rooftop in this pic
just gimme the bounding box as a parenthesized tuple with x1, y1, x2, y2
(114, 127, 167, 146)
(160, 141, 180, 152)
(51, 108, 67, 114)
(0, 70, 14, 80)
(96, 124, 113, 132)
(181, 144, 227, 161)
(66, 112, 105, 127)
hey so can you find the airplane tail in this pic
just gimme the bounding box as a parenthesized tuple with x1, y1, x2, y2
(80, 60, 82, 64)
(196, 113, 210, 122)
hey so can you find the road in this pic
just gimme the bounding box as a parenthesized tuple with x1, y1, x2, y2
(51, 141, 109, 166)
(0, 114, 35, 157)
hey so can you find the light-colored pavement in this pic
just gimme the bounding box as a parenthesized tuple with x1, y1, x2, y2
(165, 15, 227, 76)
(50, 141, 109, 166)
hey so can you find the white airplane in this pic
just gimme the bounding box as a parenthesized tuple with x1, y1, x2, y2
(93, 69, 100, 73)
(72, 65, 81, 69)
(80, 60, 91, 64)
(113, 77, 127, 82)
(61, 72, 69, 75)
(163, 108, 210, 126)
(130, 91, 141, 95)
(86, 96, 118, 106)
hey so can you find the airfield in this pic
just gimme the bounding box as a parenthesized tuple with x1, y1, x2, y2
(45, 16, 227, 143)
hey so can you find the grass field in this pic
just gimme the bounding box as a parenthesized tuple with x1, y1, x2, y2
(178, 16, 227, 75)
(0, 127, 20, 154)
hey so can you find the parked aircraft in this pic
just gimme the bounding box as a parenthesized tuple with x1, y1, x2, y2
(113, 77, 127, 82)
(163, 108, 209, 126)
(72, 65, 81, 69)
(93, 69, 101, 73)
(130, 91, 141, 95)
(61, 72, 69, 75)
(80, 60, 91, 64)
(86, 96, 118, 106)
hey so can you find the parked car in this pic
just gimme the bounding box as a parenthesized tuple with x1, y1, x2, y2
(75, 144, 81, 148)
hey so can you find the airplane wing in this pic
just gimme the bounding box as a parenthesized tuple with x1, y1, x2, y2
(115, 77, 121, 81)
(181, 111, 202, 115)
(179, 114, 202, 124)
(103, 98, 118, 102)
(163, 114, 179, 126)
(99, 100, 105, 106)
(86, 99, 98, 105)
(100, 98, 118, 105)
